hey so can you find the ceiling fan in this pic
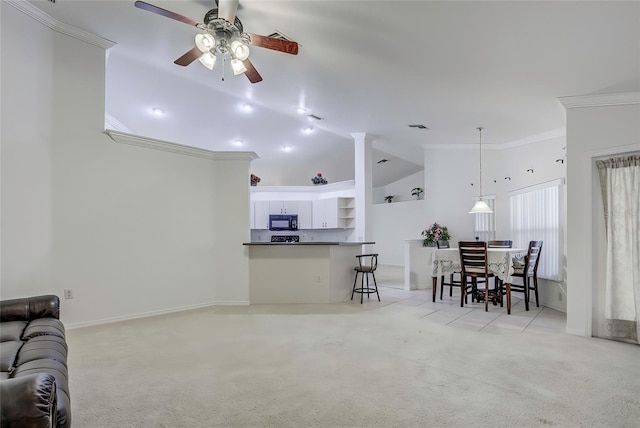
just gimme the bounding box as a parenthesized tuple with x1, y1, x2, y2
(134, 0, 299, 83)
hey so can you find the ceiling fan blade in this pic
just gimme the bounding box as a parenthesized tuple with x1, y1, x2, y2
(243, 59, 263, 84)
(134, 1, 201, 27)
(247, 33, 299, 55)
(218, 0, 239, 24)
(174, 47, 202, 66)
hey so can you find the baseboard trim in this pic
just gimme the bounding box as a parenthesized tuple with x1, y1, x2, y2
(565, 327, 589, 337)
(65, 300, 250, 329)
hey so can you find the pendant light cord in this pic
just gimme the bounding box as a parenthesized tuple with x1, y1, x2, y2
(478, 126, 484, 199)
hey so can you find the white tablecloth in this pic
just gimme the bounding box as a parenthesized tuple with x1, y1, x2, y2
(430, 248, 526, 284)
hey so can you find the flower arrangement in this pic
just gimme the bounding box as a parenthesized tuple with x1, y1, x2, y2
(384, 195, 395, 203)
(250, 174, 261, 186)
(421, 222, 451, 247)
(411, 187, 424, 199)
(311, 172, 328, 185)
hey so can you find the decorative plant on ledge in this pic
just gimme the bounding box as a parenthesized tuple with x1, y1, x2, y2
(250, 174, 261, 186)
(421, 222, 451, 247)
(384, 195, 395, 203)
(411, 187, 424, 200)
(311, 172, 328, 185)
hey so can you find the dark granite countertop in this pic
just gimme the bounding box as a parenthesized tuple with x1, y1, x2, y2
(243, 241, 375, 246)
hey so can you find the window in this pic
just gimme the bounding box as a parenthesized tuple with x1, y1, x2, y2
(473, 196, 496, 242)
(509, 180, 564, 281)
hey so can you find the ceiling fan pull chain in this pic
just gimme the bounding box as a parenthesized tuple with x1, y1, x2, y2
(222, 55, 226, 81)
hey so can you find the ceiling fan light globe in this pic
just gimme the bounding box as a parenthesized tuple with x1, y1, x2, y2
(231, 58, 248, 75)
(230, 40, 250, 61)
(195, 33, 216, 53)
(198, 52, 216, 70)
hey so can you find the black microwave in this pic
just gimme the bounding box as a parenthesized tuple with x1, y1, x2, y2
(269, 214, 298, 231)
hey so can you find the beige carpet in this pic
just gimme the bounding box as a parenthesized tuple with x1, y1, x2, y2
(67, 304, 639, 427)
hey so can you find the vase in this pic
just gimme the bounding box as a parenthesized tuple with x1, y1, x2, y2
(250, 182, 258, 186)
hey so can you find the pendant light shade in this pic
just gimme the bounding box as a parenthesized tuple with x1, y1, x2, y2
(469, 127, 493, 214)
(469, 199, 493, 214)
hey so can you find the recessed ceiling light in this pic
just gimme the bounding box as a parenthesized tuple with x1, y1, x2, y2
(282, 145, 292, 152)
(151, 107, 164, 116)
(233, 139, 244, 146)
(241, 103, 253, 112)
(302, 127, 314, 134)
(296, 106, 308, 114)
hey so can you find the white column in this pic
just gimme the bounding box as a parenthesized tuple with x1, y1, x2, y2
(350, 133, 375, 248)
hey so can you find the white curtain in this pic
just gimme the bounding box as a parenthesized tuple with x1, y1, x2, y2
(597, 155, 640, 343)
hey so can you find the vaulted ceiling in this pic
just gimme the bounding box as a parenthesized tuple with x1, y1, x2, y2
(27, 0, 640, 186)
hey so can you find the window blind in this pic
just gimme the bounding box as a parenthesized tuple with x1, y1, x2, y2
(509, 180, 564, 281)
(473, 196, 496, 242)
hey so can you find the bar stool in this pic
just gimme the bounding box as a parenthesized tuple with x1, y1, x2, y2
(351, 254, 380, 304)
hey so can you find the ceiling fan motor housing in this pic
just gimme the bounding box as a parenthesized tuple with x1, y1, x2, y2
(199, 12, 248, 56)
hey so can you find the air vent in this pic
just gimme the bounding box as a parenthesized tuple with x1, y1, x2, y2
(308, 114, 324, 121)
(268, 31, 294, 42)
(408, 124, 429, 130)
(377, 159, 389, 164)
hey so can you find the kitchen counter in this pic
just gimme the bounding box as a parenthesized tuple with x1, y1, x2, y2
(243, 241, 374, 246)
(245, 241, 375, 303)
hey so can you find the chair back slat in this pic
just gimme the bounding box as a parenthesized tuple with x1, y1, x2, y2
(524, 241, 543, 275)
(488, 240, 513, 248)
(458, 241, 489, 276)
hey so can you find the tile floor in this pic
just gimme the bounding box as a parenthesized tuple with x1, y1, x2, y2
(347, 265, 567, 335)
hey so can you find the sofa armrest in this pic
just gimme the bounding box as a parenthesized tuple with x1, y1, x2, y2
(0, 373, 57, 428)
(0, 295, 60, 322)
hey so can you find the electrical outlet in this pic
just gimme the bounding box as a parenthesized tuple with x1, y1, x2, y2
(64, 289, 74, 299)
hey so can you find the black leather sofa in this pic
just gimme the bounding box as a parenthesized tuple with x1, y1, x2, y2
(0, 295, 71, 428)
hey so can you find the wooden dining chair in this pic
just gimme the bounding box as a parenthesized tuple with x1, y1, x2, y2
(510, 241, 543, 311)
(436, 240, 462, 300)
(458, 241, 498, 311)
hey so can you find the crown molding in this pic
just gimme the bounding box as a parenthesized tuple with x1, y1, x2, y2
(6, 0, 116, 49)
(104, 113, 132, 134)
(559, 92, 640, 109)
(422, 128, 566, 151)
(105, 130, 259, 161)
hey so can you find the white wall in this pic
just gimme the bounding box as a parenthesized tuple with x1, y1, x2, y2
(1, 3, 252, 327)
(374, 170, 424, 204)
(371, 201, 427, 266)
(561, 93, 640, 336)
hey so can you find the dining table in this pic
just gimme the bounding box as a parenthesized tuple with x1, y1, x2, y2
(430, 247, 526, 314)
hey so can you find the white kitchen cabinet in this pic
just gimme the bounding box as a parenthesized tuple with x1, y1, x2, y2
(297, 201, 312, 229)
(269, 201, 298, 214)
(313, 197, 356, 229)
(253, 201, 270, 229)
(312, 198, 337, 228)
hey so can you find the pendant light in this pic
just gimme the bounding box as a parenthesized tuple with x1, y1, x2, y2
(469, 127, 493, 214)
